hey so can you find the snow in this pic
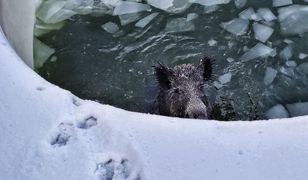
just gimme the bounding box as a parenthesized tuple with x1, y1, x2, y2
(264, 67, 277, 85)
(165, 18, 195, 32)
(135, 13, 159, 28)
(220, 18, 249, 36)
(240, 43, 275, 62)
(234, 0, 247, 9)
(189, 0, 231, 6)
(273, 0, 293, 7)
(257, 8, 277, 22)
(113, 1, 151, 15)
(265, 104, 289, 119)
(2, 26, 308, 180)
(278, 5, 308, 35)
(286, 102, 308, 117)
(101, 22, 119, 34)
(252, 23, 274, 43)
(218, 72, 232, 84)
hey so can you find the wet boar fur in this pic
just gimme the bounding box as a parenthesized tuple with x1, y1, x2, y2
(154, 57, 213, 119)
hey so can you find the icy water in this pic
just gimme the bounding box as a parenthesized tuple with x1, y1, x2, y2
(37, 1, 308, 120)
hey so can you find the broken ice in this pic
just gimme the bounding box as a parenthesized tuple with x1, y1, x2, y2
(234, 0, 247, 9)
(113, 1, 151, 15)
(299, 53, 308, 59)
(239, 8, 262, 21)
(218, 72, 232, 84)
(278, 5, 308, 35)
(220, 18, 249, 36)
(190, 0, 231, 6)
(286, 102, 308, 117)
(273, 0, 293, 7)
(279, 46, 292, 60)
(257, 8, 277, 22)
(101, 22, 119, 34)
(264, 67, 277, 85)
(147, 0, 191, 13)
(265, 104, 289, 119)
(135, 13, 159, 28)
(253, 23, 274, 43)
(165, 18, 195, 32)
(240, 43, 274, 62)
(186, 13, 198, 21)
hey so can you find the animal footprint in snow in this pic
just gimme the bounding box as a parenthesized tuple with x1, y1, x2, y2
(95, 158, 141, 180)
(50, 122, 74, 146)
(77, 116, 97, 129)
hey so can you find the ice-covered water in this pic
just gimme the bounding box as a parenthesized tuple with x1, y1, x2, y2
(36, 0, 308, 120)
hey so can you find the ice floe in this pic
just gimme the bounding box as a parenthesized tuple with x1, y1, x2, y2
(286, 102, 308, 117)
(279, 45, 292, 60)
(257, 8, 277, 22)
(234, 0, 247, 9)
(135, 13, 159, 28)
(273, 0, 293, 7)
(265, 104, 289, 119)
(218, 72, 232, 84)
(240, 43, 274, 62)
(101, 22, 119, 34)
(220, 18, 249, 36)
(252, 23, 274, 43)
(113, 1, 151, 15)
(165, 17, 195, 32)
(190, 0, 231, 6)
(264, 67, 277, 86)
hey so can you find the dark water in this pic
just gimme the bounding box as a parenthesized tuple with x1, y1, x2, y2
(37, 1, 308, 120)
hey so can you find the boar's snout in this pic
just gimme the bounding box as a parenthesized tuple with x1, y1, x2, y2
(185, 98, 209, 119)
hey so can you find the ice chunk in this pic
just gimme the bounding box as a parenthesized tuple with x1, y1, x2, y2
(239, 8, 262, 21)
(218, 72, 232, 84)
(208, 39, 217, 46)
(146, 0, 191, 13)
(286, 102, 308, 117)
(279, 66, 294, 77)
(186, 13, 198, 21)
(220, 18, 249, 36)
(37, 0, 66, 23)
(190, 0, 231, 6)
(296, 63, 308, 74)
(34, 19, 65, 37)
(47, 9, 77, 23)
(285, 61, 297, 67)
(279, 46, 292, 60)
(135, 13, 159, 28)
(257, 8, 277, 22)
(101, 22, 119, 34)
(34, 38, 55, 68)
(240, 43, 274, 62)
(234, 0, 246, 9)
(299, 53, 308, 59)
(252, 23, 274, 43)
(165, 18, 195, 32)
(264, 67, 277, 85)
(113, 1, 151, 15)
(226, 57, 234, 62)
(278, 5, 308, 35)
(204, 5, 219, 13)
(265, 104, 289, 119)
(119, 13, 143, 26)
(273, 0, 293, 7)
(213, 81, 223, 89)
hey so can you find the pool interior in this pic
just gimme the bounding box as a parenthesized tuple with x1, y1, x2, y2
(36, 0, 308, 120)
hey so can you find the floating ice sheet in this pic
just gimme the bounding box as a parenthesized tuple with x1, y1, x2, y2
(273, 0, 293, 7)
(165, 18, 195, 32)
(186, 13, 198, 21)
(264, 67, 277, 85)
(37, 0, 66, 23)
(253, 23, 274, 43)
(279, 46, 292, 60)
(265, 104, 289, 119)
(190, 0, 231, 6)
(240, 43, 274, 62)
(204, 5, 219, 13)
(135, 13, 159, 28)
(119, 13, 143, 26)
(299, 53, 308, 59)
(239, 8, 262, 21)
(234, 0, 246, 9)
(220, 18, 249, 36)
(146, 0, 191, 13)
(218, 72, 232, 84)
(113, 1, 151, 15)
(34, 38, 55, 68)
(296, 63, 308, 74)
(101, 22, 119, 34)
(286, 102, 308, 117)
(278, 5, 308, 35)
(257, 8, 277, 22)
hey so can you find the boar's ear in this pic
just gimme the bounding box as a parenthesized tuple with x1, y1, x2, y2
(154, 63, 174, 89)
(198, 56, 213, 80)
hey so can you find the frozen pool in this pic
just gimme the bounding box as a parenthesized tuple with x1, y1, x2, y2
(35, 0, 308, 120)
